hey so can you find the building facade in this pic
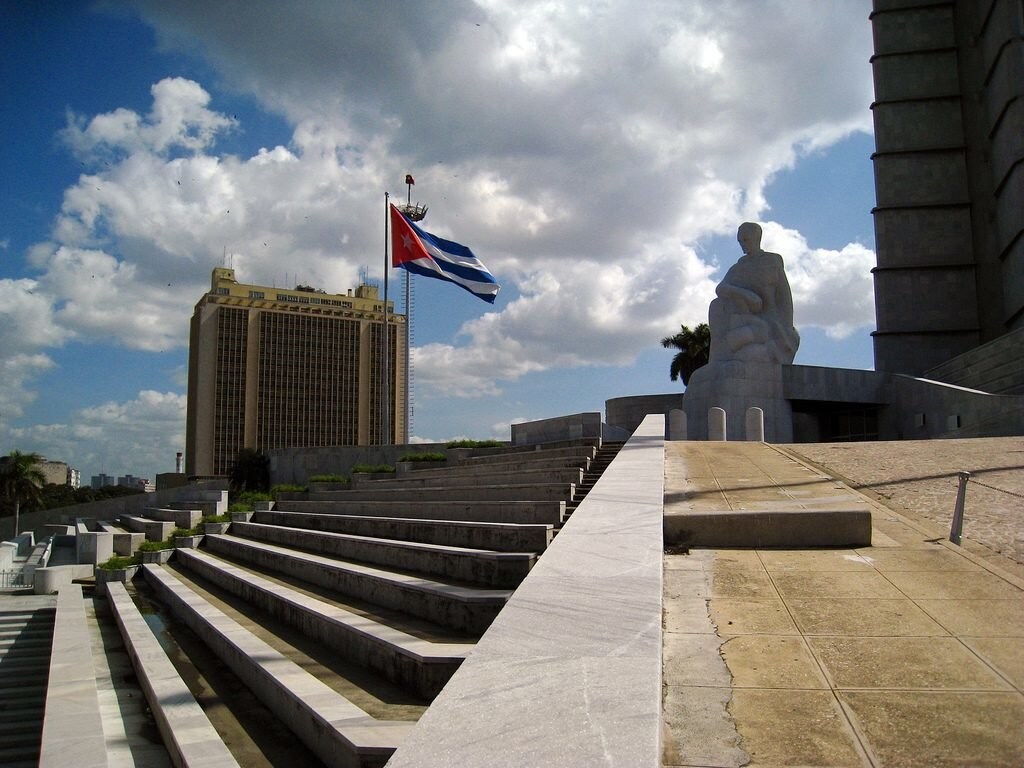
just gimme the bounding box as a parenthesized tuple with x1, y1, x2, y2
(869, 0, 1024, 378)
(185, 268, 407, 477)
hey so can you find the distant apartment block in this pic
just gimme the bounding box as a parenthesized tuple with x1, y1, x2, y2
(185, 267, 407, 477)
(118, 474, 153, 492)
(91, 473, 116, 489)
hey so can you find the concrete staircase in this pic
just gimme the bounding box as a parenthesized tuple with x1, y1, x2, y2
(564, 441, 625, 519)
(35, 438, 625, 766)
(0, 596, 56, 768)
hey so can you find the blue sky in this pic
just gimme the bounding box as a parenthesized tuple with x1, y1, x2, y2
(1, 1, 878, 482)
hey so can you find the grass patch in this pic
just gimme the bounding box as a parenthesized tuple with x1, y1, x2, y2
(398, 452, 446, 462)
(445, 439, 504, 449)
(97, 554, 140, 570)
(351, 463, 395, 474)
(270, 484, 307, 500)
(137, 539, 173, 552)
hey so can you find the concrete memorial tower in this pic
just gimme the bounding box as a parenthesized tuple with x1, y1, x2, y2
(682, 222, 799, 441)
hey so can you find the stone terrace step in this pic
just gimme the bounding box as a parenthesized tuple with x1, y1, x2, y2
(0, 600, 54, 768)
(175, 548, 471, 699)
(96, 521, 145, 555)
(282, 499, 566, 526)
(357, 467, 584, 491)
(401, 454, 591, 480)
(144, 506, 202, 530)
(456, 445, 598, 467)
(230, 522, 535, 589)
(203, 534, 510, 634)
(316, 483, 575, 504)
(254, 511, 553, 552)
(142, 563, 414, 768)
(119, 514, 175, 541)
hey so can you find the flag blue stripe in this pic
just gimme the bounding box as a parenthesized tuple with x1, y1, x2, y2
(397, 211, 499, 303)
(402, 258, 498, 303)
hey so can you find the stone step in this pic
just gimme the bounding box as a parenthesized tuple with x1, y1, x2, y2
(144, 506, 202, 529)
(316, 483, 575, 504)
(253, 511, 553, 553)
(281, 499, 566, 526)
(457, 445, 597, 467)
(203, 534, 510, 634)
(230, 523, 536, 589)
(175, 547, 471, 699)
(141, 563, 415, 767)
(398, 454, 590, 481)
(104, 581, 240, 767)
(96, 521, 145, 555)
(355, 466, 584, 491)
(119, 514, 175, 542)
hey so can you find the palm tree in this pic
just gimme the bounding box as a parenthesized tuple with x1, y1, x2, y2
(229, 448, 270, 493)
(0, 451, 46, 539)
(661, 322, 711, 385)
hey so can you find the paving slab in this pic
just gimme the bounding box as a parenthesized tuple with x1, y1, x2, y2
(663, 438, 1024, 768)
(664, 442, 872, 547)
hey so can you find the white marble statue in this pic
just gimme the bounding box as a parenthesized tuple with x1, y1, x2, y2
(708, 222, 799, 365)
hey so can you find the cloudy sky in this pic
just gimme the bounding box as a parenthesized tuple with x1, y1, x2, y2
(1, 1, 878, 482)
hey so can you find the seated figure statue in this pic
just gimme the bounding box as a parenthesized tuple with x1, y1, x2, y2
(707, 222, 799, 365)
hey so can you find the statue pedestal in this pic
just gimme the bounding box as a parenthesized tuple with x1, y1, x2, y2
(682, 361, 793, 442)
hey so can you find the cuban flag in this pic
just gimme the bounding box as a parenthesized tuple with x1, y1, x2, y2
(390, 204, 500, 304)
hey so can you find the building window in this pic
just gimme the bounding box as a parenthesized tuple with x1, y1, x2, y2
(249, 290, 265, 299)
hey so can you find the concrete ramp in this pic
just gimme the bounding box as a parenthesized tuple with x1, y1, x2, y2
(663, 442, 872, 548)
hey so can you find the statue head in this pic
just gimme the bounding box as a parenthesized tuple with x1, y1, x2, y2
(737, 222, 762, 255)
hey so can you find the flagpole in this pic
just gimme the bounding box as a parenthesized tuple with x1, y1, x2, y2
(383, 191, 390, 445)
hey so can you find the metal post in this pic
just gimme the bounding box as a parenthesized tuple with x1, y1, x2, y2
(949, 471, 970, 545)
(382, 192, 390, 445)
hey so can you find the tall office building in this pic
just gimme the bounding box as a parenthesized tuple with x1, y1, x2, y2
(185, 267, 406, 476)
(869, 0, 1023, 379)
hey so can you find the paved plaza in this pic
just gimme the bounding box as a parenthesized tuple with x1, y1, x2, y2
(663, 439, 1024, 768)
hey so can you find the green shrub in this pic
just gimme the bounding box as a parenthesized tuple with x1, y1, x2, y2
(202, 513, 231, 523)
(308, 474, 348, 483)
(350, 463, 395, 474)
(97, 554, 139, 570)
(398, 452, 446, 462)
(271, 483, 307, 500)
(138, 539, 173, 552)
(171, 525, 202, 538)
(228, 502, 252, 513)
(236, 490, 272, 504)
(445, 439, 504, 449)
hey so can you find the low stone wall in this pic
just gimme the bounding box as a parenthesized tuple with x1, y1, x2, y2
(510, 412, 603, 446)
(13, 480, 227, 541)
(386, 414, 666, 767)
(38, 585, 107, 768)
(270, 442, 449, 485)
(606, 393, 683, 436)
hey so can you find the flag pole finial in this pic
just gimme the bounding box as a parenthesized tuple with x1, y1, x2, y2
(399, 173, 427, 221)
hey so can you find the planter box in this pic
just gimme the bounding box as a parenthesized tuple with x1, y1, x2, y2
(173, 535, 204, 549)
(446, 447, 474, 464)
(140, 549, 174, 564)
(308, 481, 350, 492)
(203, 522, 230, 534)
(351, 472, 395, 488)
(253, 500, 275, 511)
(95, 564, 139, 595)
(231, 511, 255, 523)
(273, 491, 308, 502)
(397, 460, 447, 475)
